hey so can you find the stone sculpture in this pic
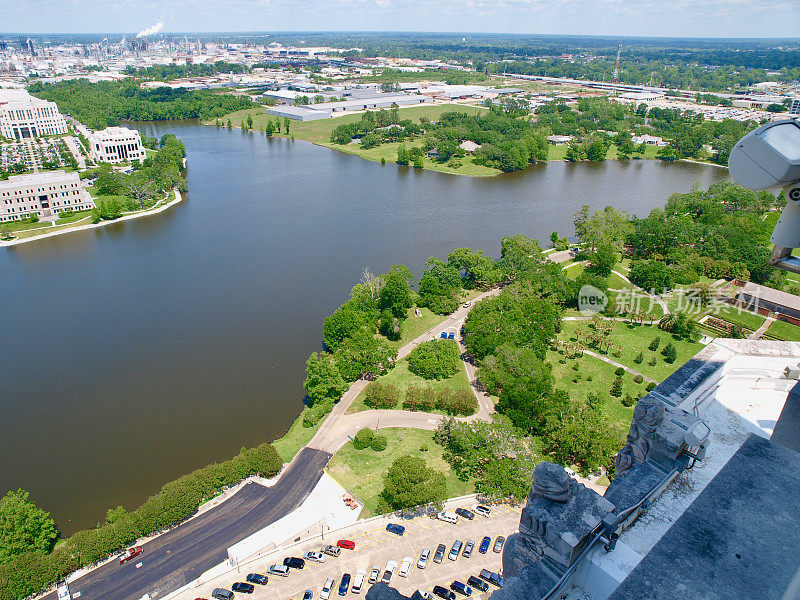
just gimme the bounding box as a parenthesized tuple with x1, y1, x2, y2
(615, 396, 665, 477)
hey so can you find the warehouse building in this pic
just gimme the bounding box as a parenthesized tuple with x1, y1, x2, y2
(265, 92, 432, 121)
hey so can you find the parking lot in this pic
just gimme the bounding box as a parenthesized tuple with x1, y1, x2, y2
(179, 503, 520, 600)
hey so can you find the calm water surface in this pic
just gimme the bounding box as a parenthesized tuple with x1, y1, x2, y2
(0, 121, 727, 533)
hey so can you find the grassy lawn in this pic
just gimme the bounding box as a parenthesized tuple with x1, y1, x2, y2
(559, 320, 702, 383)
(326, 427, 475, 517)
(347, 358, 472, 414)
(766, 319, 800, 341)
(388, 307, 448, 349)
(547, 144, 660, 162)
(271, 408, 328, 463)
(703, 305, 765, 331)
(55, 209, 94, 225)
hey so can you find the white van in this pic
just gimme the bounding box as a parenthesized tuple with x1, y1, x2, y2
(437, 511, 459, 524)
(351, 569, 367, 594)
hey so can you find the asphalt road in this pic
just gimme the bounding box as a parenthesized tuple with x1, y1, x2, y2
(46, 448, 332, 600)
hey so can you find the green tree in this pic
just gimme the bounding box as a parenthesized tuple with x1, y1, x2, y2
(0, 490, 59, 563)
(106, 505, 128, 524)
(585, 139, 609, 161)
(303, 352, 348, 406)
(408, 339, 461, 380)
(266, 120, 274, 136)
(381, 455, 447, 511)
(378, 268, 413, 319)
(544, 403, 620, 475)
(662, 342, 678, 363)
(397, 144, 409, 166)
(353, 428, 375, 450)
(283, 117, 290, 134)
(610, 376, 623, 398)
(333, 330, 397, 381)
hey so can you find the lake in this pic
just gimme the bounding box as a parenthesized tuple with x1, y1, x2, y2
(0, 121, 727, 534)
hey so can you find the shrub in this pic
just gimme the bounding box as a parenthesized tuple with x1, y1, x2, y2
(403, 385, 436, 412)
(363, 381, 400, 409)
(634, 352, 644, 364)
(614, 367, 625, 377)
(610, 376, 623, 398)
(420, 444, 429, 452)
(407, 339, 461, 380)
(302, 400, 333, 428)
(646, 382, 657, 392)
(622, 394, 636, 407)
(353, 428, 375, 450)
(662, 342, 678, 364)
(370, 435, 388, 451)
(648, 355, 657, 366)
(633, 374, 644, 384)
(436, 388, 478, 416)
(649, 336, 661, 351)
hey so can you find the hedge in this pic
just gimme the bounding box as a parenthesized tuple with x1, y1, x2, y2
(0, 443, 282, 600)
(364, 382, 401, 409)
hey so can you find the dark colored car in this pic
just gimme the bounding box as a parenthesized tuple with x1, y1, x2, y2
(450, 581, 472, 597)
(467, 576, 489, 592)
(303, 592, 313, 600)
(432, 585, 456, 600)
(478, 536, 491, 554)
(338, 573, 351, 596)
(337, 539, 356, 550)
(231, 582, 255, 594)
(211, 590, 233, 600)
(479, 569, 504, 588)
(493, 536, 506, 553)
(433, 543, 447, 563)
(246, 573, 268, 585)
(284, 556, 306, 569)
(455, 508, 475, 520)
(386, 523, 406, 536)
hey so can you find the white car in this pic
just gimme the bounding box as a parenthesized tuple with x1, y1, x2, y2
(437, 511, 459, 524)
(382, 560, 398, 583)
(399, 556, 414, 578)
(352, 569, 367, 594)
(320, 577, 335, 600)
(474, 504, 491, 518)
(463, 301, 472, 308)
(267, 564, 290, 576)
(304, 550, 327, 563)
(417, 549, 430, 569)
(368, 566, 381, 583)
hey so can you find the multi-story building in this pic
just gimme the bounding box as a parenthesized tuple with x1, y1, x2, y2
(0, 170, 94, 222)
(88, 126, 146, 164)
(0, 88, 68, 140)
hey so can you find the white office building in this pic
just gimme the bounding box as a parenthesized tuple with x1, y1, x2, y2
(0, 89, 68, 140)
(0, 170, 94, 222)
(88, 126, 146, 164)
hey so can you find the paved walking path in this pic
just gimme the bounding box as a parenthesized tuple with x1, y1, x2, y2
(583, 349, 658, 384)
(749, 316, 776, 340)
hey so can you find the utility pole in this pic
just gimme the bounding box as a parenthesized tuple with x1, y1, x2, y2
(612, 42, 622, 96)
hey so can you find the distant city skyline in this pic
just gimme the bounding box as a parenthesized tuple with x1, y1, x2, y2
(2, 0, 799, 39)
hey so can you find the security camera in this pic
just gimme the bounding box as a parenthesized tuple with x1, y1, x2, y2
(729, 119, 800, 273)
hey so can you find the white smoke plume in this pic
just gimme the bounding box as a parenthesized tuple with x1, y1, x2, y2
(136, 22, 164, 38)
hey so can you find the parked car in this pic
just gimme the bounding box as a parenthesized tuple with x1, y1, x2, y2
(493, 536, 506, 553)
(417, 549, 431, 569)
(479, 569, 504, 587)
(268, 564, 290, 577)
(467, 576, 489, 593)
(474, 505, 491, 518)
(386, 523, 406, 536)
(437, 511, 458, 524)
(284, 556, 306, 569)
(479, 536, 491, 554)
(432, 585, 456, 600)
(211, 590, 233, 600)
(382, 560, 398, 583)
(450, 581, 472, 597)
(322, 545, 341, 557)
(433, 543, 447, 563)
(118, 545, 143, 564)
(399, 556, 414, 577)
(352, 569, 367, 594)
(447, 332, 455, 339)
(303, 591, 314, 600)
(338, 573, 351, 596)
(463, 301, 472, 308)
(369, 566, 381, 583)
(245, 573, 268, 585)
(231, 582, 255, 594)
(320, 578, 336, 600)
(337, 539, 356, 550)
(462, 540, 475, 558)
(305, 550, 327, 563)
(448, 540, 463, 561)
(455, 508, 475, 520)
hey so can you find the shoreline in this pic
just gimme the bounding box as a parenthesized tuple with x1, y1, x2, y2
(0, 189, 183, 248)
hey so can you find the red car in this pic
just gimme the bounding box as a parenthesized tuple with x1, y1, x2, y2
(336, 539, 355, 550)
(118, 546, 143, 564)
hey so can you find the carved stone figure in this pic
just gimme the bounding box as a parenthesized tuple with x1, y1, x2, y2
(615, 396, 665, 477)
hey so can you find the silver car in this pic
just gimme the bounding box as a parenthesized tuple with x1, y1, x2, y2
(304, 550, 327, 563)
(463, 540, 475, 558)
(417, 549, 431, 569)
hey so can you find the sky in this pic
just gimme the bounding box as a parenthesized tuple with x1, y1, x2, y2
(2, 0, 799, 38)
